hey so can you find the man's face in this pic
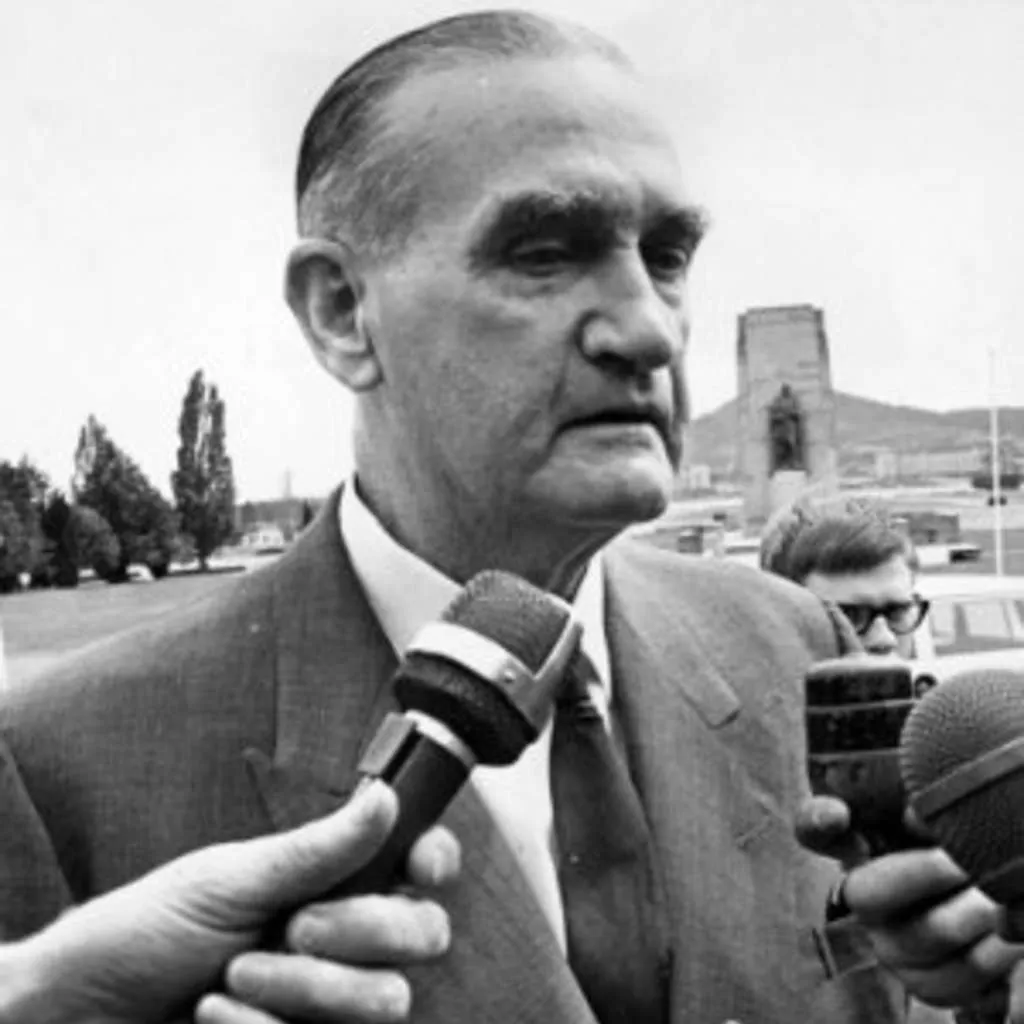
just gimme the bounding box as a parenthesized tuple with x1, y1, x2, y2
(358, 55, 699, 532)
(803, 555, 919, 658)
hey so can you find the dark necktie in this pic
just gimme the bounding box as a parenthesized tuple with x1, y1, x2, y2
(551, 651, 674, 1024)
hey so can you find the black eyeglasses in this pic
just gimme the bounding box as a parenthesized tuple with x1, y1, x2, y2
(836, 595, 930, 637)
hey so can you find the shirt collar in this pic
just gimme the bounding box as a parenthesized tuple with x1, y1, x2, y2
(339, 480, 612, 699)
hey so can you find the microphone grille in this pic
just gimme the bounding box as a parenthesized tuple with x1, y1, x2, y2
(900, 668, 1024, 898)
(394, 571, 575, 766)
(442, 570, 572, 671)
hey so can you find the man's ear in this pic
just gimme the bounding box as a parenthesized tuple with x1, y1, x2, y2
(284, 239, 382, 392)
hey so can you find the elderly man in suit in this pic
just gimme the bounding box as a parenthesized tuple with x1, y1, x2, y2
(2, 10, 1018, 1024)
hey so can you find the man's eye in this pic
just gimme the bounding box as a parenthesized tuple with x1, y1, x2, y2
(510, 243, 571, 274)
(643, 244, 693, 280)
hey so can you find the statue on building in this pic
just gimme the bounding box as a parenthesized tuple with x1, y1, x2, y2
(769, 384, 805, 473)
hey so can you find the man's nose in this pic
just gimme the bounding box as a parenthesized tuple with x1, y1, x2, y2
(863, 616, 899, 656)
(579, 253, 685, 372)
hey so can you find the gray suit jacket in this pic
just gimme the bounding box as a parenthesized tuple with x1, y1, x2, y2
(0, 492, 903, 1023)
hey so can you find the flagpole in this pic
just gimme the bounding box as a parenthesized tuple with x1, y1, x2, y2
(989, 344, 1005, 576)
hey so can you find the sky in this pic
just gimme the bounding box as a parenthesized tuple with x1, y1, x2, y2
(3, 0, 1022, 500)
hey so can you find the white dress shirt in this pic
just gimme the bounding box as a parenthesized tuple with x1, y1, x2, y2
(340, 481, 613, 951)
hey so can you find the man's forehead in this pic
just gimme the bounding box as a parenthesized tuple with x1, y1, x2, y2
(363, 52, 696, 253)
(384, 51, 655, 122)
(806, 559, 915, 601)
(381, 53, 680, 175)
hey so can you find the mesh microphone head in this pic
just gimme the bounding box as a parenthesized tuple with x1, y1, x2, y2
(900, 668, 1024, 907)
(393, 570, 576, 766)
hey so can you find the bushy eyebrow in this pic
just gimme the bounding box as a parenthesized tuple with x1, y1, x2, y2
(467, 188, 708, 271)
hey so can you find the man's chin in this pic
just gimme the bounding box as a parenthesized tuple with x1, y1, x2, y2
(539, 470, 673, 529)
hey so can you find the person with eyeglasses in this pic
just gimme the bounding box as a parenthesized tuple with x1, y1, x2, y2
(764, 496, 1024, 1024)
(833, 594, 930, 657)
(759, 496, 926, 659)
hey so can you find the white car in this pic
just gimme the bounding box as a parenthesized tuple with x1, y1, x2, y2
(721, 534, 762, 569)
(910, 573, 1024, 687)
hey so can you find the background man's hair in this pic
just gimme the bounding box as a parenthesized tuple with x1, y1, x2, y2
(759, 494, 918, 584)
(295, 9, 631, 261)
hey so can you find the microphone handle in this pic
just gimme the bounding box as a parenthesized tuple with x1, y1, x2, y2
(337, 711, 473, 895)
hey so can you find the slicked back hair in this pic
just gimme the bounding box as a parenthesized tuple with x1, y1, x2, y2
(760, 495, 918, 585)
(295, 10, 632, 261)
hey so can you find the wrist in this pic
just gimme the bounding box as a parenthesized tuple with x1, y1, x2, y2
(0, 930, 108, 1024)
(0, 937, 50, 1024)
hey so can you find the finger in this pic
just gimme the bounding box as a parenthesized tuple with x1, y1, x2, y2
(176, 781, 399, 915)
(286, 893, 451, 964)
(844, 848, 970, 925)
(1008, 958, 1024, 1023)
(793, 796, 871, 868)
(869, 886, 1003, 967)
(962, 982, 1014, 1023)
(903, 983, 1012, 1022)
(225, 951, 412, 1023)
(902, 804, 935, 843)
(892, 934, 1022, 1007)
(195, 992, 286, 1024)
(404, 826, 461, 889)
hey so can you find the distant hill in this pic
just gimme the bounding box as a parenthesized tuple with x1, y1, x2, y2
(686, 391, 1024, 476)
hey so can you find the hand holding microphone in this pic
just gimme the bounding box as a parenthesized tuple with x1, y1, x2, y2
(1, 781, 459, 1024)
(797, 663, 1024, 1016)
(898, 668, 1024, 1020)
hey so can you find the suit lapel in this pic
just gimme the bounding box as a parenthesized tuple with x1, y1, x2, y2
(245, 489, 593, 1024)
(265, 495, 398, 814)
(604, 543, 784, 1024)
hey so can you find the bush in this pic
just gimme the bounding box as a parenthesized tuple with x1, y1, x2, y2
(147, 558, 170, 580)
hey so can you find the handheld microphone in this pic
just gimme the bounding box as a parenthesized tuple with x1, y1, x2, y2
(341, 569, 581, 894)
(900, 668, 1024, 939)
(805, 654, 925, 854)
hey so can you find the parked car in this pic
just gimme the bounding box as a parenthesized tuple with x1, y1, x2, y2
(720, 534, 762, 569)
(910, 573, 1024, 689)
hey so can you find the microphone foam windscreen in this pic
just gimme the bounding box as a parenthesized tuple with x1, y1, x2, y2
(442, 570, 572, 672)
(900, 668, 1024, 902)
(394, 570, 575, 766)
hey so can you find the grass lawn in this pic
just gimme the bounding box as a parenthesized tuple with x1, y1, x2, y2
(0, 569, 246, 683)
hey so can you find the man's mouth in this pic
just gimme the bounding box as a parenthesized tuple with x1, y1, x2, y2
(569, 408, 668, 435)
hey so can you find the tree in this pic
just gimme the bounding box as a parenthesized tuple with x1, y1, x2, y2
(70, 505, 121, 580)
(0, 458, 49, 521)
(0, 500, 39, 592)
(0, 458, 50, 589)
(34, 491, 79, 588)
(73, 416, 180, 583)
(171, 370, 236, 570)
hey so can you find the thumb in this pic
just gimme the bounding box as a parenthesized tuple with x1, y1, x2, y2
(1007, 960, 1024, 1024)
(794, 795, 871, 870)
(175, 780, 399, 913)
